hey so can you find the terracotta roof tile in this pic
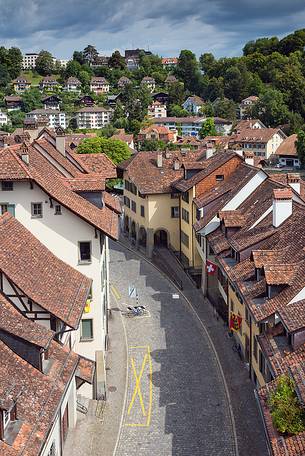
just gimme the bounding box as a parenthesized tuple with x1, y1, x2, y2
(0, 213, 92, 328)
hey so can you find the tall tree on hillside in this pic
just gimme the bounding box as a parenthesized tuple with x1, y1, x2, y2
(21, 88, 43, 112)
(7, 47, 23, 79)
(251, 88, 290, 127)
(108, 50, 126, 69)
(83, 45, 98, 65)
(176, 50, 201, 92)
(35, 50, 54, 76)
(296, 130, 305, 168)
(64, 60, 82, 79)
(73, 51, 85, 65)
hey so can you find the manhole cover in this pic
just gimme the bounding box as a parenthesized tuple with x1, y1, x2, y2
(108, 386, 117, 392)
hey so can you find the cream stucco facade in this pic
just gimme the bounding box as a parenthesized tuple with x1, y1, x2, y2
(123, 177, 180, 256)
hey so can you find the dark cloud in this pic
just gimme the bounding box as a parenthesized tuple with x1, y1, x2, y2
(0, 0, 304, 57)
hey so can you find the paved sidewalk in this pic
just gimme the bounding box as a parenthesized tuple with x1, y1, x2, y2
(126, 240, 269, 456)
(64, 296, 127, 456)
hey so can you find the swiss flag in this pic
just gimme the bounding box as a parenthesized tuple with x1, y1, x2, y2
(206, 260, 217, 275)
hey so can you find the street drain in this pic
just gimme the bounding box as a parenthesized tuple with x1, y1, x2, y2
(122, 306, 150, 318)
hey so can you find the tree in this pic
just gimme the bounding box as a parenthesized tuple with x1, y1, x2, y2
(108, 50, 126, 69)
(168, 104, 189, 117)
(176, 50, 201, 92)
(243, 36, 279, 56)
(73, 51, 85, 65)
(168, 82, 185, 106)
(0, 64, 10, 87)
(21, 88, 43, 112)
(199, 118, 217, 139)
(296, 129, 305, 168)
(251, 88, 290, 127)
(35, 50, 54, 76)
(7, 47, 23, 79)
(65, 60, 82, 79)
(268, 375, 305, 435)
(83, 45, 98, 65)
(8, 110, 25, 128)
(77, 137, 131, 164)
(199, 53, 216, 75)
(140, 139, 166, 151)
(212, 98, 237, 120)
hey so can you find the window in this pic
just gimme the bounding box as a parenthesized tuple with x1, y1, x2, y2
(140, 205, 145, 217)
(1, 181, 13, 191)
(81, 319, 93, 340)
(230, 299, 234, 312)
(171, 206, 179, 218)
(245, 307, 251, 325)
(54, 204, 62, 215)
(182, 208, 189, 224)
(131, 201, 136, 213)
(182, 192, 189, 203)
(31, 202, 43, 218)
(216, 175, 224, 181)
(181, 231, 189, 247)
(259, 350, 265, 374)
(0, 204, 15, 216)
(48, 442, 56, 456)
(253, 336, 258, 361)
(79, 241, 91, 263)
(124, 196, 130, 208)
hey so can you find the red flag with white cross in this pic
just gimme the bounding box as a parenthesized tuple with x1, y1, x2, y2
(206, 260, 217, 275)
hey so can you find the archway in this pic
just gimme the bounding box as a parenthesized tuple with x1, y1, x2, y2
(138, 227, 147, 248)
(124, 215, 129, 233)
(130, 221, 136, 240)
(154, 229, 168, 247)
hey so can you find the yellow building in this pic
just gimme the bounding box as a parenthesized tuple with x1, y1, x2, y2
(118, 150, 201, 257)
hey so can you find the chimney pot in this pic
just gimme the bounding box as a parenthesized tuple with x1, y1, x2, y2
(287, 173, 301, 194)
(157, 151, 163, 168)
(173, 158, 180, 170)
(273, 188, 293, 227)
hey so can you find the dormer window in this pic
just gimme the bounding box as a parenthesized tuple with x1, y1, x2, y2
(216, 175, 224, 182)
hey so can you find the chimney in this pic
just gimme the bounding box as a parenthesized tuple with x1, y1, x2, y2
(272, 188, 293, 227)
(287, 173, 301, 194)
(206, 142, 216, 159)
(157, 151, 163, 168)
(165, 149, 171, 159)
(20, 142, 29, 165)
(173, 158, 180, 170)
(55, 127, 65, 156)
(244, 151, 254, 166)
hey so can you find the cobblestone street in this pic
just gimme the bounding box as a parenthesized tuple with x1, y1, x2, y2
(110, 241, 238, 456)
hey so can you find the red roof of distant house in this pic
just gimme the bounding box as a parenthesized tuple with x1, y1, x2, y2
(275, 134, 298, 157)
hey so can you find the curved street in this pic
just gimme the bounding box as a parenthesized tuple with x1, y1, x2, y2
(110, 241, 237, 456)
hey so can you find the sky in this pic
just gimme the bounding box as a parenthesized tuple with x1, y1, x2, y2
(0, 0, 305, 59)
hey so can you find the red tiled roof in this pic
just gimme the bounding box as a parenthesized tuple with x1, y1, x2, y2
(0, 213, 92, 329)
(0, 293, 54, 349)
(276, 134, 298, 157)
(0, 340, 79, 455)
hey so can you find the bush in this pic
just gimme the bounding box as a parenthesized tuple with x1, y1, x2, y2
(268, 375, 305, 435)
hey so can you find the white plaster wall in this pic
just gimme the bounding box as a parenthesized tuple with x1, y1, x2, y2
(40, 415, 61, 456)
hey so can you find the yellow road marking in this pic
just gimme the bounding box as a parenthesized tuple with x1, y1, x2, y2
(147, 345, 153, 426)
(110, 284, 121, 300)
(128, 354, 147, 416)
(125, 346, 153, 427)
